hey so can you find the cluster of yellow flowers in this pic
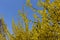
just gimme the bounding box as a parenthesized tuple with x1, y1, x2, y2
(0, 0, 60, 40)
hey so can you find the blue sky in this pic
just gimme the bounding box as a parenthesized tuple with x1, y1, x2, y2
(0, 0, 39, 33)
(0, 0, 47, 34)
(0, 0, 26, 33)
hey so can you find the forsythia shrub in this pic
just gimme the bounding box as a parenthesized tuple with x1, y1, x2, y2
(0, 0, 60, 40)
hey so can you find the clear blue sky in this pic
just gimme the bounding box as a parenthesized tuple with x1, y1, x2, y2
(0, 0, 48, 33)
(0, 0, 39, 33)
(0, 0, 26, 33)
